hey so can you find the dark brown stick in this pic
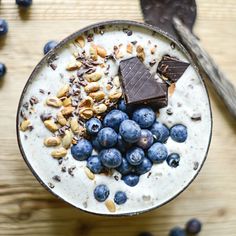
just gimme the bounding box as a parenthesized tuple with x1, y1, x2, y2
(173, 17, 236, 119)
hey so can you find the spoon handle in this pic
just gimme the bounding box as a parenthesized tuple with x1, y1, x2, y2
(173, 17, 236, 119)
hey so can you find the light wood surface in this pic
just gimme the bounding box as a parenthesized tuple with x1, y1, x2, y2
(0, 0, 236, 235)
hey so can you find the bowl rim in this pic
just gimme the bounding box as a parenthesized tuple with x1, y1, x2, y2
(16, 19, 213, 217)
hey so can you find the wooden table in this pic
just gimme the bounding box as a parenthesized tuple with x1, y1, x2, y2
(0, 0, 236, 235)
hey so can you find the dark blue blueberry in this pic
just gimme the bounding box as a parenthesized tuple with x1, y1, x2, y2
(119, 120, 141, 143)
(122, 174, 139, 187)
(99, 148, 122, 168)
(116, 158, 132, 175)
(137, 129, 154, 149)
(147, 143, 168, 163)
(132, 107, 155, 128)
(103, 109, 128, 131)
(186, 218, 202, 234)
(136, 158, 153, 175)
(92, 137, 102, 151)
(116, 134, 131, 153)
(0, 63, 6, 77)
(0, 19, 8, 36)
(16, 0, 32, 7)
(150, 122, 170, 143)
(85, 118, 102, 135)
(170, 124, 188, 143)
(43, 40, 58, 54)
(118, 99, 127, 112)
(114, 191, 127, 205)
(94, 184, 109, 202)
(169, 227, 186, 236)
(97, 127, 118, 148)
(86, 155, 103, 174)
(167, 153, 180, 168)
(126, 147, 145, 166)
(71, 138, 93, 161)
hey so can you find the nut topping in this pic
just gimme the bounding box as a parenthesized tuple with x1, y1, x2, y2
(43, 120, 59, 133)
(44, 137, 61, 147)
(84, 72, 102, 82)
(84, 82, 100, 93)
(51, 147, 67, 159)
(57, 84, 70, 98)
(46, 97, 62, 108)
(20, 119, 31, 132)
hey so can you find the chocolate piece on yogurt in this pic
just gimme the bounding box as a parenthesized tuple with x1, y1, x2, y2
(119, 57, 168, 108)
(157, 55, 190, 83)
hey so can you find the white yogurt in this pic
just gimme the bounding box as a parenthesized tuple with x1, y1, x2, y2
(17, 23, 212, 215)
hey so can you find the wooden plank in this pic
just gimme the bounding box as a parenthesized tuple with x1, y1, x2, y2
(0, 0, 236, 235)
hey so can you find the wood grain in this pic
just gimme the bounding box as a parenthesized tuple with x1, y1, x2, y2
(0, 0, 236, 235)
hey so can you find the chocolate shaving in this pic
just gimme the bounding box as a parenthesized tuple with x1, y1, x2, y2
(29, 96, 39, 106)
(40, 113, 52, 121)
(123, 28, 133, 36)
(52, 175, 61, 182)
(49, 63, 57, 70)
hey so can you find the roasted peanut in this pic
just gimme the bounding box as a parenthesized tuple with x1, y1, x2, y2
(105, 200, 116, 212)
(84, 72, 102, 82)
(70, 118, 80, 134)
(93, 104, 107, 114)
(90, 44, 98, 61)
(84, 167, 95, 180)
(113, 76, 120, 88)
(108, 91, 122, 101)
(57, 84, 70, 98)
(84, 82, 100, 93)
(62, 97, 72, 107)
(66, 61, 82, 71)
(62, 130, 73, 149)
(44, 120, 59, 133)
(61, 106, 75, 116)
(89, 91, 105, 102)
(96, 45, 107, 58)
(51, 147, 67, 159)
(57, 112, 67, 126)
(44, 137, 61, 147)
(46, 97, 62, 108)
(126, 43, 133, 54)
(79, 107, 94, 119)
(79, 96, 94, 108)
(75, 36, 85, 48)
(20, 119, 30, 132)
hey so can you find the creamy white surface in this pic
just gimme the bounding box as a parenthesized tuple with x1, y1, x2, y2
(18, 24, 212, 215)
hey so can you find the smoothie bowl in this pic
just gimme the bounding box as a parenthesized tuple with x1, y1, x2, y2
(16, 20, 212, 216)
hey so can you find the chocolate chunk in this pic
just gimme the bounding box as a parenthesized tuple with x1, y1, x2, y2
(119, 57, 168, 108)
(140, 0, 197, 40)
(157, 55, 190, 82)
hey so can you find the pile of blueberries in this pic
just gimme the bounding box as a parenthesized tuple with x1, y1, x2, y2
(71, 99, 187, 200)
(139, 218, 202, 236)
(0, 0, 58, 79)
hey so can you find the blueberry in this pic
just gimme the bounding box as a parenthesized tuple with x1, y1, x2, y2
(85, 118, 102, 135)
(137, 129, 154, 149)
(118, 99, 127, 112)
(122, 174, 139, 187)
(0, 19, 8, 36)
(132, 107, 155, 128)
(92, 137, 102, 151)
(136, 158, 152, 175)
(116, 158, 132, 175)
(0, 63, 6, 77)
(150, 122, 170, 143)
(94, 184, 109, 202)
(186, 218, 202, 234)
(43, 40, 58, 54)
(167, 153, 180, 168)
(116, 134, 131, 153)
(87, 155, 103, 174)
(169, 227, 186, 236)
(97, 127, 118, 148)
(71, 139, 93, 161)
(99, 148, 122, 168)
(147, 143, 168, 163)
(16, 0, 32, 7)
(119, 120, 141, 143)
(103, 109, 128, 131)
(170, 124, 188, 143)
(114, 191, 127, 205)
(126, 147, 145, 166)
